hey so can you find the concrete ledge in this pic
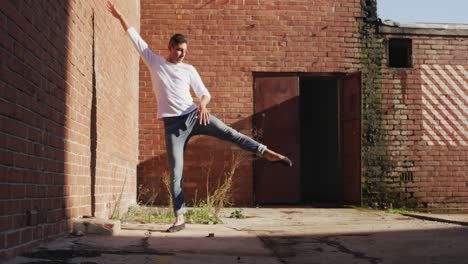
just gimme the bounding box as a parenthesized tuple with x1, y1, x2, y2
(402, 213, 468, 227)
(73, 217, 121, 236)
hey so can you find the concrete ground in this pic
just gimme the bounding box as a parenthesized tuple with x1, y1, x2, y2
(6, 207, 468, 264)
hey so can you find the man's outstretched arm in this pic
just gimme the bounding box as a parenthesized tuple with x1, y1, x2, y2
(106, 0, 157, 65)
(107, 0, 128, 31)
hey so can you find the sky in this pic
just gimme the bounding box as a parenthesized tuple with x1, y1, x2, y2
(377, 0, 468, 24)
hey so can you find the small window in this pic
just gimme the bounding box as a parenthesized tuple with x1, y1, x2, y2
(388, 38, 412, 68)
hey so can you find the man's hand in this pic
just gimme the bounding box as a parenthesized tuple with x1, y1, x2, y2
(106, 1, 121, 18)
(198, 104, 210, 126)
(198, 95, 211, 126)
(106, 0, 129, 31)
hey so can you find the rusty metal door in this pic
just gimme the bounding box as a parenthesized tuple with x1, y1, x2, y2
(254, 76, 300, 204)
(338, 72, 361, 205)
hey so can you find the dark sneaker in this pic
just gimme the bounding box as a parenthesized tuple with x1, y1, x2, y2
(272, 157, 293, 167)
(167, 223, 186, 233)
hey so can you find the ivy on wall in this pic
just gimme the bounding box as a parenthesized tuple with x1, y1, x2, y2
(359, 0, 395, 208)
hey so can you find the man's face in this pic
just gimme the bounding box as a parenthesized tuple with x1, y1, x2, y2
(168, 42, 187, 64)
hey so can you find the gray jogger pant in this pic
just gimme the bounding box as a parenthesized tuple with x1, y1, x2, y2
(163, 109, 266, 216)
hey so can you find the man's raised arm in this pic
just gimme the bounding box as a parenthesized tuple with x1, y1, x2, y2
(106, 0, 129, 31)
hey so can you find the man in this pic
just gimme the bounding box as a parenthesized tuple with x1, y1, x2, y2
(107, 0, 292, 233)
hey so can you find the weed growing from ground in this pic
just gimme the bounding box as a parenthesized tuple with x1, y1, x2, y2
(186, 151, 245, 224)
(119, 151, 246, 225)
(120, 206, 174, 224)
(120, 171, 175, 224)
(230, 209, 246, 219)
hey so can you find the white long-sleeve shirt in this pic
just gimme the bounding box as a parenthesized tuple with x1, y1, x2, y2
(126, 27, 211, 118)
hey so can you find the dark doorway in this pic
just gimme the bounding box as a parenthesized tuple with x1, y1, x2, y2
(253, 73, 361, 206)
(300, 79, 340, 203)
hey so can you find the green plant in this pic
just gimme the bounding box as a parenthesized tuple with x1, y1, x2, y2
(119, 171, 175, 224)
(185, 151, 244, 224)
(186, 201, 222, 224)
(120, 206, 174, 224)
(120, 152, 243, 225)
(230, 209, 245, 219)
(210, 151, 243, 215)
(360, 0, 396, 209)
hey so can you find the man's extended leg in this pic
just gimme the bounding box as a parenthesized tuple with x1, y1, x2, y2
(194, 114, 292, 166)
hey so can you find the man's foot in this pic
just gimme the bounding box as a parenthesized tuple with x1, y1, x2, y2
(167, 215, 185, 233)
(166, 223, 186, 233)
(263, 149, 293, 167)
(271, 156, 293, 167)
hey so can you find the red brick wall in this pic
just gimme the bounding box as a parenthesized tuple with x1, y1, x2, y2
(138, 0, 362, 205)
(1, 0, 140, 258)
(381, 34, 468, 208)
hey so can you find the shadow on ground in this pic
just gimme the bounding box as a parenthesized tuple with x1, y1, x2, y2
(8, 208, 468, 264)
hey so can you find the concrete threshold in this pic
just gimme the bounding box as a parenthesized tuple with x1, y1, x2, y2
(73, 217, 121, 236)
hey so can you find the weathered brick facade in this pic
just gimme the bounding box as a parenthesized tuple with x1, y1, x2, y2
(1, 0, 466, 260)
(137, 1, 467, 209)
(1, 0, 140, 258)
(377, 24, 467, 208)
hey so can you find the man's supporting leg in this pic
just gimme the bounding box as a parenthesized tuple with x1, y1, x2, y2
(166, 134, 187, 218)
(164, 122, 190, 224)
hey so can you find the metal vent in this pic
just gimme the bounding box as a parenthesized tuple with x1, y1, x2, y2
(400, 171, 414, 183)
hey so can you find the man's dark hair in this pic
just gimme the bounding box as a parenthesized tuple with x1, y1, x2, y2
(169, 33, 188, 47)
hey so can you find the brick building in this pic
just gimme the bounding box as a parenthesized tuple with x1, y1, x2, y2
(1, 0, 140, 258)
(371, 21, 467, 208)
(136, 0, 467, 209)
(137, 0, 364, 206)
(1, 0, 466, 259)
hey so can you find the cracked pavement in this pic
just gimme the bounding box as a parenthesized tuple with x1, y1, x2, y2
(6, 207, 468, 264)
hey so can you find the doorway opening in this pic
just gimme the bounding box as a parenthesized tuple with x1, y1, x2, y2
(300, 79, 340, 203)
(253, 73, 361, 206)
